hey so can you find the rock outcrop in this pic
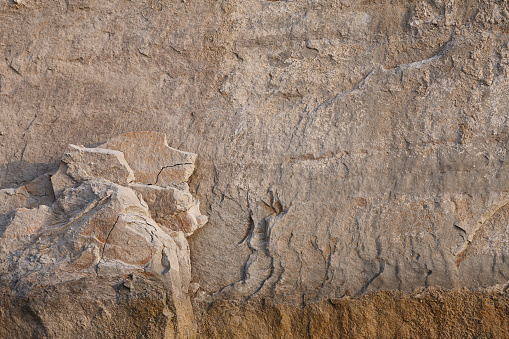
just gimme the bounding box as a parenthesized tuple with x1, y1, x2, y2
(0, 132, 207, 338)
(3, 0, 509, 336)
(99, 131, 197, 187)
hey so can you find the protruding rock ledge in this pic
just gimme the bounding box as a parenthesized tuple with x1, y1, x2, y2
(51, 144, 136, 197)
(0, 132, 206, 338)
(99, 131, 197, 187)
(130, 183, 208, 237)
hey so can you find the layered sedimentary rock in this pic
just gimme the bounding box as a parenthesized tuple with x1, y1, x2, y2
(0, 132, 207, 338)
(2, 0, 509, 337)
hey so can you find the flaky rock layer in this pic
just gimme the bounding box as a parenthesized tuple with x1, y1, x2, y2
(0, 132, 207, 338)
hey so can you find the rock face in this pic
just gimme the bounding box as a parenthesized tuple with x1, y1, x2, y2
(3, 0, 509, 336)
(99, 131, 197, 187)
(0, 132, 207, 338)
(200, 287, 509, 339)
(51, 144, 135, 196)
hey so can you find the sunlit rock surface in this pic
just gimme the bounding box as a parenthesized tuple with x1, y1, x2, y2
(2, 0, 509, 337)
(0, 132, 207, 338)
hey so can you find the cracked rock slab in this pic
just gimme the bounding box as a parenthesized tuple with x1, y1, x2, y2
(99, 131, 197, 187)
(0, 133, 206, 337)
(51, 145, 135, 197)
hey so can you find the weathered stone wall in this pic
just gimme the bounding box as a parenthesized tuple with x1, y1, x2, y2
(200, 287, 509, 338)
(2, 0, 509, 336)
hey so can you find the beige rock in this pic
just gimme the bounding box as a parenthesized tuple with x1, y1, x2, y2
(0, 175, 56, 235)
(3, 0, 509, 336)
(62, 144, 135, 184)
(0, 174, 54, 215)
(100, 131, 196, 187)
(50, 145, 135, 197)
(2, 205, 54, 240)
(23, 173, 55, 206)
(50, 162, 77, 197)
(130, 183, 194, 215)
(0, 177, 199, 337)
(130, 183, 208, 236)
(0, 133, 206, 337)
(0, 186, 30, 215)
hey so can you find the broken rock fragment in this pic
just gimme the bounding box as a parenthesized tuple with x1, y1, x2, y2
(1, 205, 54, 241)
(0, 186, 31, 215)
(99, 131, 196, 187)
(51, 144, 135, 196)
(0, 132, 206, 337)
(131, 183, 208, 236)
(0, 173, 54, 215)
(62, 144, 135, 184)
(0, 174, 55, 231)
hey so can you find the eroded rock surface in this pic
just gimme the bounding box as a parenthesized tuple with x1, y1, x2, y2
(130, 183, 208, 236)
(99, 131, 196, 187)
(200, 287, 509, 339)
(0, 132, 207, 338)
(3, 0, 509, 337)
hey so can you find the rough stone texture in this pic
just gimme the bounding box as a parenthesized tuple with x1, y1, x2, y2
(0, 173, 54, 233)
(130, 183, 208, 236)
(0, 133, 207, 338)
(2, 205, 54, 240)
(51, 144, 135, 196)
(2, 0, 509, 336)
(0, 275, 181, 339)
(62, 144, 135, 184)
(100, 131, 197, 187)
(199, 287, 509, 339)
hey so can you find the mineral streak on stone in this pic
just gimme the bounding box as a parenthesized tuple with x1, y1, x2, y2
(2, 205, 54, 240)
(0, 133, 207, 338)
(99, 131, 197, 187)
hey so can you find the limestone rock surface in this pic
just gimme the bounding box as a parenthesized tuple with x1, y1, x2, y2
(99, 131, 196, 187)
(3, 0, 509, 336)
(62, 144, 135, 184)
(0, 133, 207, 338)
(130, 183, 208, 236)
(51, 144, 136, 196)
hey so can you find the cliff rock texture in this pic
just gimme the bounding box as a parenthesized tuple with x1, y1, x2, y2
(0, 132, 207, 337)
(2, 0, 509, 337)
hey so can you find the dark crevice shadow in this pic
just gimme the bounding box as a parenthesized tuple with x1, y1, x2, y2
(0, 161, 59, 190)
(0, 212, 14, 237)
